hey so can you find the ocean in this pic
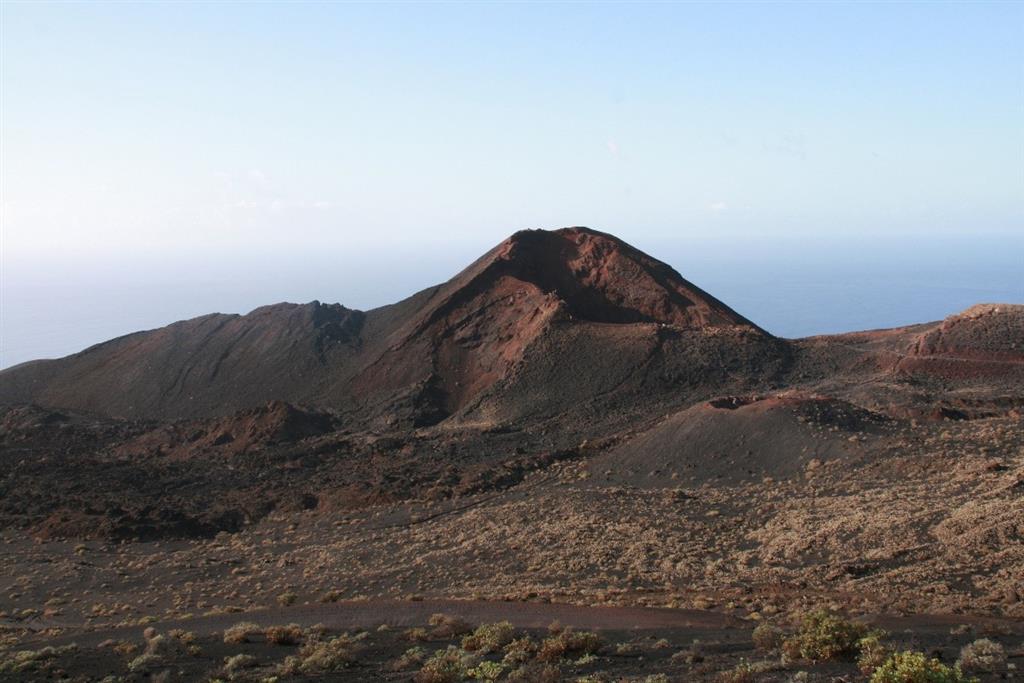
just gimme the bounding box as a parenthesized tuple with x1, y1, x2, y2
(3, 232, 1021, 369)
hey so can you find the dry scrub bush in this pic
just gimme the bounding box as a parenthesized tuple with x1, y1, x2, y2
(781, 609, 868, 662)
(461, 621, 516, 653)
(279, 631, 367, 674)
(264, 623, 303, 645)
(276, 591, 297, 606)
(414, 645, 476, 683)
(405, 627, 431, 642)
(751, 623, 783, 651)
(870, 651, 977, 683)
(0, 644, 79, 674)
(536, 628, 604, 662)
(502, 636, 537, 666)
(167, 629, 196, 645)
(142, 634, 181, 657)
(957, 638, 1006, 673)
(429, 613, 474, 639)
(857, 632, 891, 675)
(720, 659, 784, 682)
(719, 660, 756, 683)
(128, 628, 192, 672)
(506, 662, 562, 682)
(388, 646, 428, 672)
(223, 621, 260, 644)
(222, 653, 257, 675)
(127, 652, 164, 673)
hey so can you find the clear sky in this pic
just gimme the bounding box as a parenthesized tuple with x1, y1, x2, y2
(1, 2, 1022, 367)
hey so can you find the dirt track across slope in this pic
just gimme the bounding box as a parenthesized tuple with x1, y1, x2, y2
(18, 600, 743, 649)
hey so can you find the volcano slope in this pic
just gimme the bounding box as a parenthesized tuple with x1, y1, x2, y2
(1, 228, 1022, 681)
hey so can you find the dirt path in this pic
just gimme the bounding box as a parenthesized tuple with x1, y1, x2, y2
(16, 600, 744, 648)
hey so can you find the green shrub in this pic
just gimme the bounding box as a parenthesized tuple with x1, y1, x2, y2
(462, 621, 516, 653)
(0, 645, 79, 674)
(468, 660, 505, 681)
(719, 660, 756, 683)
(506, 662, 561, 682)
(415, 646, 475, 683)
(502, 636, 537, 666)
(870, 651, 978, 683)
(781, 609, 868, 662)
(857, 632, 891, 675)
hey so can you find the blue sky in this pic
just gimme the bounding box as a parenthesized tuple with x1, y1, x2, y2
(1, 2, 1022, 366)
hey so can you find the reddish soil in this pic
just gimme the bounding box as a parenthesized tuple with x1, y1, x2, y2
(0, 227, 1021, 681)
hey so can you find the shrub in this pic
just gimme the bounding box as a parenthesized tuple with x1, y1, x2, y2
(781, 609, 868, 662)
(506, 662, 561, 682)
(415, 646, 475, 683)
(223, 621, 260, 644)
(857, 632, 891, 675)
(265, 623, 304, 645)
(720, 660, 785, 682)
(462, 621, 516, 653)
(502, 636, 537, 666)
(127, 652, 164, 673)
(277, 592, 298, 606)
(141, 630, 190, 660)
(502, 636, 536, 663)
(168, 629, 196, 645)
(280, 632, 367, 674)
(305, 623, 329, 639)
(429, 613, 474, 639)
(752, 623, 783, 651)
(222, 653, 257, 675)
(870, 651, 978, 683)
(468, 660, 505, 681)
(719, 660, 756, 683)
(957, 638, 1006, 673)
(389, 646, 429, 672)
(0, 645, 79, 674)
(536, 628, 604, 662)
(405, 627, 431, 642)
